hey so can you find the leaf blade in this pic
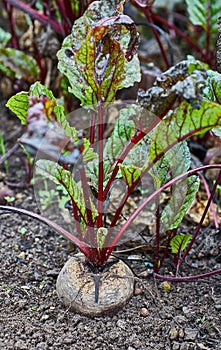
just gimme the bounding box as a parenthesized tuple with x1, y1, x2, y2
(57, 2, 140, 106)
(161, 175, 200, 230)
(147, 99, 221, 168)
(0, 48, 39, 82)
(186, 0, 221, 45)
(170, 233, 192, 254)
(36, 159, 98, 222)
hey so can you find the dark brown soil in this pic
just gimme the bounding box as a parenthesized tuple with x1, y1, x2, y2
(0, 102, 221, 350)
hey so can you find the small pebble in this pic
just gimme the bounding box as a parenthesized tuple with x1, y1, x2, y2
(184, 328, 198, 340)
(169, 327, 178, 340)
(214, 304, 221, 310)
(16, 193, 24, 199)
(172, 342, 180, 350)
(13, 244, 19, 251)
(140, 307, 148, 317)
(134, 288, 142, 296)
(173, 315, 187, 323)
(178, 328, 184, 338)
(160, 281, 171, 292)
(117, 319, 126, 329)
(182, 306, 192, 315)
(197, 343, 209, 350)
(40, 314, 50, 321)
(17, 251, 26, 259)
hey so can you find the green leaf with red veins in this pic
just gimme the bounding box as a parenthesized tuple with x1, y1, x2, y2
(6, 92, 29, 124)
(170, 233, 192, 254)
(146, 99, 221, 170)
(64, 0, 128, 52)
(204, 70, 221, 104)
(161, 175, 199, 231)
(119, 135, 149, 187)
(0, 48, 39, 82)
(7, 82, 71, 133)
(29, 82, 57, 100)
(7, 82, 96, 162)
(6, 82, 64, 126)
(104, 105, 136, 163)
(74, 24, 127, 105)
(57, 1, 140, 106)
(36, 159, 98, 225)
(119, 165, 142, 187)
(186, 0, 221, 47)
(149, 142, 190, 189)
(29, 82, 79, 138)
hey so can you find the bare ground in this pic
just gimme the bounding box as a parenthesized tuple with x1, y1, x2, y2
(0, 105, 221, 350)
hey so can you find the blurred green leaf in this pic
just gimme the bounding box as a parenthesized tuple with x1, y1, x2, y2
(204, 70, 221, 104)
(0, 27, 11, 47)
(186, 0, 221, 46)
(0, 48, 39, 82)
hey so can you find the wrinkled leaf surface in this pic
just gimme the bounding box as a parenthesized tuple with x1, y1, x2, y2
(57, 1, 140, 106)
(161, 175, 199, 230)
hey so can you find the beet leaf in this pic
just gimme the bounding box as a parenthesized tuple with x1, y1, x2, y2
(161, 176, 199, 230)
(186, 0, 221, 43)
(36, 159, 98, 227)
(0, 48, 39, 82)
(147, 99, 221, 167)
(57, 1, 140, 106)
(204, 70, 221, 104)
(170, 233, 192, 254)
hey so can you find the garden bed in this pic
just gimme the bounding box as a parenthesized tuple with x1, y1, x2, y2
(0, 110, 220, 350)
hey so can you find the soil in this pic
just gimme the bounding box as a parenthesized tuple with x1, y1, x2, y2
(0, 100, 221, 350)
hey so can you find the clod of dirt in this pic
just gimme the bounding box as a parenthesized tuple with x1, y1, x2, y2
(0, 184, 14, 204)
(134, 287, 142, 295)
(140, 307, 148, 317)
(56, 253, 134, 317)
